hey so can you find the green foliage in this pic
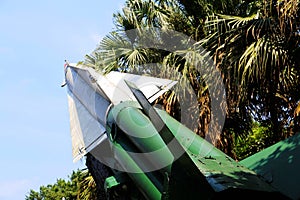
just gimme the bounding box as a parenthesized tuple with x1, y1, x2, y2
(25, 169, 97, 200)
(234, 122, 276, 160)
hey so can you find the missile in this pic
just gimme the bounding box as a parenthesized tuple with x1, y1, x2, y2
(63, 63, 290, 199)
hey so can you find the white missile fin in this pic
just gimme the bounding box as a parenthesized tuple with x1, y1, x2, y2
(69, 63, 177, 105)
(67, 90, 107, 162)
(105, 71, 177, 104)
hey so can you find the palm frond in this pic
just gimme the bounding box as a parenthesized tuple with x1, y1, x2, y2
(220, 13, 259, 29)
(77, 170, 97, 200)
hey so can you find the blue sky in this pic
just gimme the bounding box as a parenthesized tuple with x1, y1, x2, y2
(0, 0, 125, 199)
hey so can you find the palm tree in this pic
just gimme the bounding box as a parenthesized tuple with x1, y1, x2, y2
(202, 0, 300, 154)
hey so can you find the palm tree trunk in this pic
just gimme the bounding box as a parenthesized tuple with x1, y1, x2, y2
(85, 153, 112, 200)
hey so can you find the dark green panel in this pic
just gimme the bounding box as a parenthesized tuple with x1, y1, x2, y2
(240, 133, 300, 200)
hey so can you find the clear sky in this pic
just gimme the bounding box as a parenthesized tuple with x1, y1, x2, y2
(0, 0, 125, 199)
